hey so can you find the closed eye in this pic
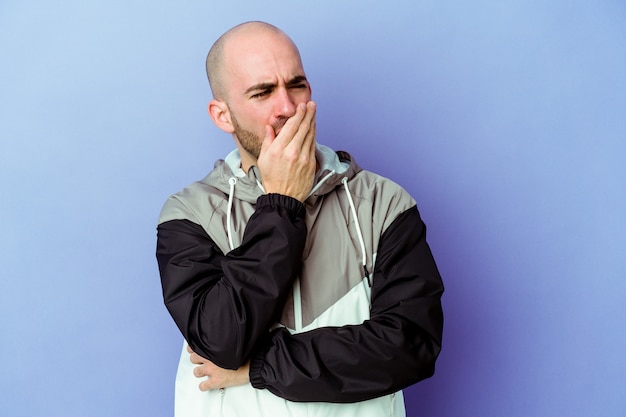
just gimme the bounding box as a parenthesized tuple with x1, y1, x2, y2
(245, 82, 275, 99)
(246, 76, 308, 99)
(250, 89, 271, 99)
(286, 76, 309, 90)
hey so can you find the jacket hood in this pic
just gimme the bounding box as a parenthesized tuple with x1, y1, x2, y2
(202, 144, 362, 204)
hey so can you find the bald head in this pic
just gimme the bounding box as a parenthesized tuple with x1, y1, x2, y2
(205, 21, 301, 100)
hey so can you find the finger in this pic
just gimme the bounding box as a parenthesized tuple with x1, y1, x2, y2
(260, 124, 276, 156)
(307, 118, 316, 161)
(302, 102, 317, 155)
(193, 364, 203, 378)
(199, 378, 216, 392)
(300, 101, 316, 142)
(285, 101, 316, 153)
(271, 102, 307, 147)
(189, 352, 203, 364)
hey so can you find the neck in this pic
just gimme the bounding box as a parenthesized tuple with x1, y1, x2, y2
(235, 146, 257, 174)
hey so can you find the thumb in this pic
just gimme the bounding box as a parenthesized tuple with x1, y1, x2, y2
(260, 124, 275, 155)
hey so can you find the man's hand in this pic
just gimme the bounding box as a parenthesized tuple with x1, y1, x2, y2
(257, 101, 317, 202)
(187, 345, 250, 391)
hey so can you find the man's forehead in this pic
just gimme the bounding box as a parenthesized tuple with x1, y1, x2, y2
(225, 43, 305, 86)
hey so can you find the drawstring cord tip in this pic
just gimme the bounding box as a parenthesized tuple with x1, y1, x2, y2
(363, 265, 371, 287)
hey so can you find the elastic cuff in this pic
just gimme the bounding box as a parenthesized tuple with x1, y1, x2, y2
(249, 356, 266, 390)
(256, 193, 305, 217)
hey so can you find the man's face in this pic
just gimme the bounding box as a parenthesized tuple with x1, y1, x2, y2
(221, 31, 312, 161)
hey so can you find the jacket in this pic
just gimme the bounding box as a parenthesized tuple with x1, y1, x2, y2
(156, 144, 444, 417)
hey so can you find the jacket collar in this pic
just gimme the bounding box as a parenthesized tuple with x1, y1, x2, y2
(202, 144, 361, 204)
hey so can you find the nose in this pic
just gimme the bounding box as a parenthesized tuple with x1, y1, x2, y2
(273, 87, 297, 119)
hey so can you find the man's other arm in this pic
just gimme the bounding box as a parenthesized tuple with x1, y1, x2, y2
(249, 205, 444, 402)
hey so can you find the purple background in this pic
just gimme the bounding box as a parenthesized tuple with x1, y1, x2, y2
(1, 1, 625, 416)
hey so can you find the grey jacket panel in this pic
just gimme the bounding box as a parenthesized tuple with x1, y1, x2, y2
(159, 145, 415, 329)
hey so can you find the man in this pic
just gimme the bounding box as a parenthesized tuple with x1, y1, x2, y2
(156, 21, 444, 417)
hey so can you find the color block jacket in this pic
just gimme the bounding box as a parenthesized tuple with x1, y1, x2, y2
(156, 144, 444, 417)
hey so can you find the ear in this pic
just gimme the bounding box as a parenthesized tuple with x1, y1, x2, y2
(208, 99, 235, 133)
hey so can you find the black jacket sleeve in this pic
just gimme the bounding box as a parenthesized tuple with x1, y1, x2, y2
(156, 194, 307, 369)
(248, 205, 444, 402)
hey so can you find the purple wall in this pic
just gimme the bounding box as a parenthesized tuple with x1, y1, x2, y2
(1, 1, 625, 416)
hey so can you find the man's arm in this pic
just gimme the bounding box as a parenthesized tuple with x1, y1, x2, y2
(247, 205, 444, 402)
(157, 194, 306, 370)
(157, 101, 317, 370)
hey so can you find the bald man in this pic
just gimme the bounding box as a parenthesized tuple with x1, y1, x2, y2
(157, 21, 444, 417)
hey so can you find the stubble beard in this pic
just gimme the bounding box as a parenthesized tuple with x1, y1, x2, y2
(230, 113, 288, 161)
(231, 113, 262, 160)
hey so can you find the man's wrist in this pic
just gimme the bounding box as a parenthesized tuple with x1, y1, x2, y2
(257, 193, 305, 216)
(248, 356, 266, 390)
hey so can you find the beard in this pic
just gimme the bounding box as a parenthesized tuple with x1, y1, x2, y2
(231, 113, 263, 160)
(230, 109, 290, 161)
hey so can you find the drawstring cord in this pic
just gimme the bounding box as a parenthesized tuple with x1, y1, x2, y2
(256, 179, 265, 193)
(226, 177, 237, 251)
(341, 177, 371, 286)
(226, 177, 266, 251)
(308, 170, 336, 198)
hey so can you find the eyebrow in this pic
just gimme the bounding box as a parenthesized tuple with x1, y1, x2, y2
(286, 75, 308, 87)
(243, 75, 308, 96)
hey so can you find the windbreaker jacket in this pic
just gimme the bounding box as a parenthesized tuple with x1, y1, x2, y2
(156, 144, 444, 417)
